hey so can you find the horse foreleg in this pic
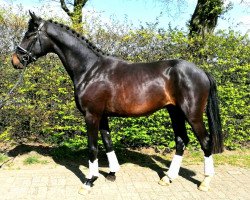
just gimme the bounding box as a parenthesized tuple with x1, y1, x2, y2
(79, 113, 100, 194)
(100, 116, 120, 182)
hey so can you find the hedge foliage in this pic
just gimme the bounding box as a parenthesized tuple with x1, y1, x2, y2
(0, 9, 249, 151)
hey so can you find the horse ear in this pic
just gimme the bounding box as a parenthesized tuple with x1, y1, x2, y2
(29, 11, 39, 22)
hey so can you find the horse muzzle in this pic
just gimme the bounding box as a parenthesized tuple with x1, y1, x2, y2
(12, 53, 25, 69)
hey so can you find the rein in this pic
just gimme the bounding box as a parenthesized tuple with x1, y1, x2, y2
(0, 67, 26, 109)
(0, 22, 45, 109)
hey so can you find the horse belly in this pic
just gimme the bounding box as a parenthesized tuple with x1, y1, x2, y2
(109, 85, 172, 117)
(123, 100, 165, 116)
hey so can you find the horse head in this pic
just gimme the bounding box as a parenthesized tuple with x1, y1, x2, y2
(12, 11, 51, 69)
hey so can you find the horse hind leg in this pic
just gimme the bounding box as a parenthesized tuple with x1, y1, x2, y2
(159, 105, 189, 186)
(186, 111, 214, 191)
(99, 116, 120, 182)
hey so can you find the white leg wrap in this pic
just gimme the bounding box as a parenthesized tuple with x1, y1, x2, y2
(86, 159, 99, 179)
(107, 151, 120, 172)
(167, 155, 183, 180)
(204, 155, 215, 176)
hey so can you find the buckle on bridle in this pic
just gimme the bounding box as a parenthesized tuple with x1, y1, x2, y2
(16, 45, 36, 63)
(22, 54, 30, 62)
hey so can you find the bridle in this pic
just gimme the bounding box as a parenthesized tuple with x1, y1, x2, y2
(16, 21, 45, 66)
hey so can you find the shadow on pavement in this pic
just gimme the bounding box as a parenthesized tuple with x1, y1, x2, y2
(6, 143, 199, 186)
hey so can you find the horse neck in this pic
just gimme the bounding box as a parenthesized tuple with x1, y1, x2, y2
(46, 22, 100, 85)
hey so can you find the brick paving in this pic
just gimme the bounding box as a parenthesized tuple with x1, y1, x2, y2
(0, 162, 249, 200)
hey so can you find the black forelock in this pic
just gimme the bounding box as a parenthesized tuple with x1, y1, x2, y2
(28, 17, 42, 32)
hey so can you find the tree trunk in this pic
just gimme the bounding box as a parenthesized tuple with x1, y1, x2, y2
(60, 0, 88, 32)
(189, 0, 224, 37)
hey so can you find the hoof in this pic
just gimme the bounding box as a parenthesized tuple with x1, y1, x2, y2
(198, 183, 210, 192)
(198, 176, 212, 192)
(106, 172, 116, 182)
(78, 184, 91, 195)
(78, 176, 98, 195)
(158, 176, 171, 186)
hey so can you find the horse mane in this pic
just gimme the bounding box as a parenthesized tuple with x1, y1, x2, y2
(47, 19, 109, 57)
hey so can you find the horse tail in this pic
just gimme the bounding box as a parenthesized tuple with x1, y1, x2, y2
(205, 72, 224, 154)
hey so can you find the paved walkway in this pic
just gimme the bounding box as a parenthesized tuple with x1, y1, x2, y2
(0, 161, 249, 200)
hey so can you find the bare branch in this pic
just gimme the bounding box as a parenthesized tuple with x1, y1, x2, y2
(60, 0, 73, 17)
(82, 0, 88, 7)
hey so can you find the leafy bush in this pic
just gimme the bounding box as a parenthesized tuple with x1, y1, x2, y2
(0, 9, 249, 151)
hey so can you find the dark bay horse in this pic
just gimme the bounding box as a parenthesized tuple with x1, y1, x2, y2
(12, 12, 223, 193)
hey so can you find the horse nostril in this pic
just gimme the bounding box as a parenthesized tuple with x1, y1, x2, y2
(11, 53, 23, 69)
(12, 53, 19, 65)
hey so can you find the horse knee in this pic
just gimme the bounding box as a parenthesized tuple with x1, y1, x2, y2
(175, 136, 189, 156)
(88, 146, 98, 162)
(101, 130, 114, 152)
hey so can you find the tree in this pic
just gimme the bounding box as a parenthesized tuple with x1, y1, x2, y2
(158, 0, 228, 37)
(188, 0, 224, 37)
(59, 0, 88, 31)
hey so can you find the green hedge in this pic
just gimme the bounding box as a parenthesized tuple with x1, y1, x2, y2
(0, 11, 249, 151)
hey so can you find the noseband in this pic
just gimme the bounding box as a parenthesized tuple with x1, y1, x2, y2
(16, 21, 45, 65)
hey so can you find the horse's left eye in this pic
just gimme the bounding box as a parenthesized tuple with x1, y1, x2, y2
(24, 33, 30, 38)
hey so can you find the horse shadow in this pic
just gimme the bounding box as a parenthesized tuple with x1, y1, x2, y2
(6, 143, 200, 186)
